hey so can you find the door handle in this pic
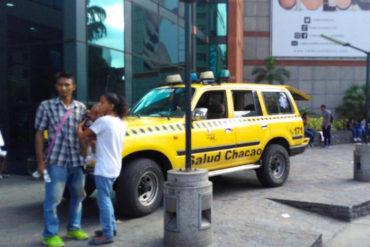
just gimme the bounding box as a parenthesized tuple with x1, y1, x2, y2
(225, 127, 233, 133)
(261, 124, 268, 129)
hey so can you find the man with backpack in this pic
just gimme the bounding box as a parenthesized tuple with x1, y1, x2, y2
(320, 104, 332, 148)
(35, 72, 88, 247)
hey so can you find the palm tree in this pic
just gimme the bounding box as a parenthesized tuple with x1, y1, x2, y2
(336, 85, 366, 120)
(252, 57, 290, 84)
(87, 1, 107, 41)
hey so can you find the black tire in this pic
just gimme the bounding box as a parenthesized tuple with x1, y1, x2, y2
(256, 144, 290, 187)
(116, 158, 164, 218)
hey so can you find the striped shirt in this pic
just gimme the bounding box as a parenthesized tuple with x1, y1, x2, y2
(34, 97, 86, 167)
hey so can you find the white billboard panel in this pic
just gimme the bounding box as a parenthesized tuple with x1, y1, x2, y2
(272, 0, 370, 57)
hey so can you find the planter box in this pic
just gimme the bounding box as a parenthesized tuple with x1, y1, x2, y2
(312, 130, 353, 146)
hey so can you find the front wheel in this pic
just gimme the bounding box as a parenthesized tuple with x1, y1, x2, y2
(256, 144, 290, 187)
(116, 158, 164, 218)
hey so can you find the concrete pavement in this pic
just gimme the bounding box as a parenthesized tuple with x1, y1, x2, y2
(0, 144, 370, 247)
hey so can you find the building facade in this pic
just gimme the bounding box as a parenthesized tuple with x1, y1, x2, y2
(243, 0, 367, 113)
(0, 0, 243, 173)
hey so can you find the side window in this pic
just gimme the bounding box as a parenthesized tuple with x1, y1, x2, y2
(262, 92, 293, 115)
(195, 91, 227, 119)
(232, 90, 262, 117)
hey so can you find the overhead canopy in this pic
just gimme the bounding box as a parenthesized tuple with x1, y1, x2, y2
(283, 85, 312, 101)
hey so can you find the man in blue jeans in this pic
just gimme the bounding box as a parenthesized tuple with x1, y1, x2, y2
(35, 72, 88, 247)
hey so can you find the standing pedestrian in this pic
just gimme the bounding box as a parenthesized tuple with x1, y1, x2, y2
(77, 92, 128, 245)
(320, 104, 332, 148)
(35, 72, 88, 247)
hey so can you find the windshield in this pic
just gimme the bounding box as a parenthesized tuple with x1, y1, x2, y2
(130, 87, 195, 117)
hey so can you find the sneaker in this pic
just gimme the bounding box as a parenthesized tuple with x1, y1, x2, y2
(43, 236, 65, 247)
(67, 230, 89, 240)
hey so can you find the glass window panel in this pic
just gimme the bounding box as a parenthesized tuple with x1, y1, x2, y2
(196, 1, 208, 35)
(132, 55, 159, 104)
(178, 27, 185, 64)
(30, 0, 63, 9)
(196, 91, 227, 119)
(88, 46, 125, 101)
(87, 0, 124, 51)
(216, 3, 227, 36)
(232, 91, 262, 117)
(7, 16, 62, 45)
(262, 92, 294, 115)
(209, 3, 227, 37)
(209, 44, 227, 76)
(132, 3, 159, 65)
(196, 37, 208, 73)
(163, 0, 178, 13)
(159, 18, 178, 65)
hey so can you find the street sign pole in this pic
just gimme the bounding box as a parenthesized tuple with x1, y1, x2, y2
(184, 0, 193, 170)
(321, 34, 370, 143)
(365, 52, 370, 143)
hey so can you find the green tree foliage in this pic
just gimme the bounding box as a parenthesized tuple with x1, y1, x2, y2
(336, 85, 366, 120)
(252, 57, 290, 84)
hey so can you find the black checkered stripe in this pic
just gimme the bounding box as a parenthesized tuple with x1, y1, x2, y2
(125, 115, 300, 137)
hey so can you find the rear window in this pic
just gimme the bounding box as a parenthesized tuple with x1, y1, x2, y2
(262, 92, 294, 115)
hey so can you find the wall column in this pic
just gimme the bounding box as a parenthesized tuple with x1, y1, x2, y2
(227, 0, 244, 83)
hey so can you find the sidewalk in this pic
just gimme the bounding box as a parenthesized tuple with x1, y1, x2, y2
(0, 144, 370, 247)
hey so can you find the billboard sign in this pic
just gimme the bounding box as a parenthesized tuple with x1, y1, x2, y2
(272, 0, 370, 57)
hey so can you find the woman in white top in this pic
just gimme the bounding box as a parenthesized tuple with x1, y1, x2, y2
(78, 92, 127, 245)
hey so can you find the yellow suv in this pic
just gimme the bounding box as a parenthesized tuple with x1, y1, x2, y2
(87, 73, 310, 217)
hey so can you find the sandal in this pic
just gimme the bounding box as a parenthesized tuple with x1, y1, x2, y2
(88, 236, 114, 245)
(94, 229, 117, 237)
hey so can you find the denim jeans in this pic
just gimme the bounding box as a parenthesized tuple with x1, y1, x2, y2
(95, 175, 116, 238)
(43, 165, 86, 237)
(304, 129, 315, 145)
(322, 125, 331, 146)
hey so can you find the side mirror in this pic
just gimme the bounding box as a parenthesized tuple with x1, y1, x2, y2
(192, 108, 208, 121)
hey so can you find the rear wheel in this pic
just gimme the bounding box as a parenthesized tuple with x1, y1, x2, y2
(116, 158, 164, 218)
(256, 144, 290, 187)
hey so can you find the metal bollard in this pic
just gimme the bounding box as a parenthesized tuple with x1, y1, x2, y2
(354, 143, 370, 181)
(164, 169, 213, 247)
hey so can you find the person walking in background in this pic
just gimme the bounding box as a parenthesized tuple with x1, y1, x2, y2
(320, 105, 332, 148)
(302, 113, 314, 147)
(356, 119, 366, 142)
(35, 72, 88, 247)
(78, 93, 128, 245)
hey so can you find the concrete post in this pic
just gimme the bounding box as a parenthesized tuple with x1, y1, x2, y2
(164, 169, 213, 247)
(354, 143, 370, 181)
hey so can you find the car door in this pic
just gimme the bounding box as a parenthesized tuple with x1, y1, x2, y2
(191, 90, 236, 170)
(231, 90, 266, 165)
